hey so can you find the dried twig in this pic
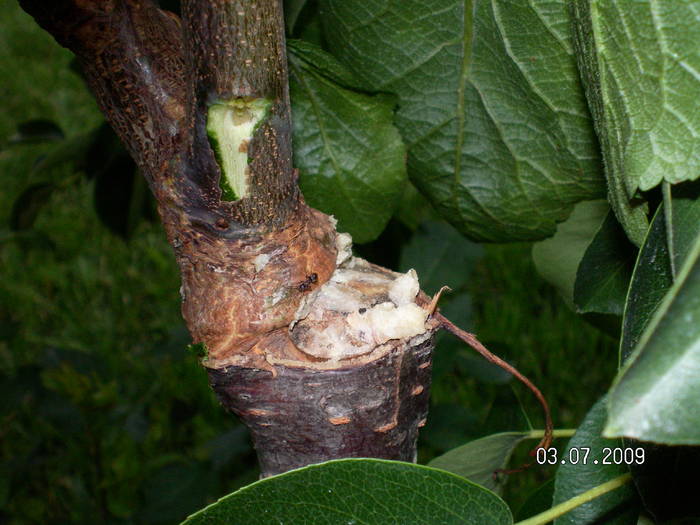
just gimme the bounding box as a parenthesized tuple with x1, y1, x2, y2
(436, 312, 554, 470)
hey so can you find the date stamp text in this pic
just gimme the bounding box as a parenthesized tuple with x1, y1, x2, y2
(536, 447, 645, 466)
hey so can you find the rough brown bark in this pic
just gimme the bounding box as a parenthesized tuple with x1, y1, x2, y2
(20, 0, 438, 475)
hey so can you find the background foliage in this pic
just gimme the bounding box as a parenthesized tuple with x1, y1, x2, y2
(5, 0, 699, 523)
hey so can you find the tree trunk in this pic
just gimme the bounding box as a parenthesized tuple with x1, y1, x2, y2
(21, 0, 438, 477)
(209, 331, 435, 476)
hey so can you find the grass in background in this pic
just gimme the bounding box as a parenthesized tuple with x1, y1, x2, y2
(2, 2, 617, 522)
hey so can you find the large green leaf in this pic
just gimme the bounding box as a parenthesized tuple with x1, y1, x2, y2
(427, 431, 527, 493)
(288, 40, 407, 243)
(552, 397, 639, 525)
(619, 184, 700, 362)
(573, 1, 700, 194)
(606, 184, 700, 443)
(320, 0, 604, 242)
(182, 459, 513, 525)
(571, 2, 700, 245)
(574, 211, 636, 316)
(532, 199, 609, 306)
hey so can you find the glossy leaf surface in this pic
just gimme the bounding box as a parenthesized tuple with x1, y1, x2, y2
(182, 459, 513, 525)
(606, 183, 700, 443)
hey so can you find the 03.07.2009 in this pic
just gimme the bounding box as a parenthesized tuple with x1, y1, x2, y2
(536, 446, 645, 466)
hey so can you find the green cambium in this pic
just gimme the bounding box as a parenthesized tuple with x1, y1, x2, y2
(206, 97, 272, 201)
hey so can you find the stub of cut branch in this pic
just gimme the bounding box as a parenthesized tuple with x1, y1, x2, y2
(210, 332, 435, 477)
(201, 227, 440, 476)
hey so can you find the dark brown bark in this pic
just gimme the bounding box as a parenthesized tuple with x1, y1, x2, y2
(210, 334, 435, 477)
(20, 0, 438, 475)
(18, 0, 187, 185)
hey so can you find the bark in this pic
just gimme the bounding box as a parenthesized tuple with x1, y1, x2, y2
(209, 333, 434, 476)
(20, 0, 437, 476)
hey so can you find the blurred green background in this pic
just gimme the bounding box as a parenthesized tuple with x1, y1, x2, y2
(1, 2, 618, 523)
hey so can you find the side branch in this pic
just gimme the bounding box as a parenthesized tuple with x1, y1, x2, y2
(19, 0, 187, 186)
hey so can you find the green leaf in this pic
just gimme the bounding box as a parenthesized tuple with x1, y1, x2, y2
(606, 182, 700, 443)
(572, 1, 700, 203)
(320, 0, 604, 242)
(290, 40, 367, 90)
(288, 41, 407, 243)
(514, 479, 555, 522)
(570, 1, 700, 245)
(574, 211, 636, 316)
(532, 200, 609, 306)
(552, 397, 639, 525)
(182, 459, 513, 525)
(398, 220, 483, 295)
(618, 206, 673, 363)
(616, 194, 700, 521)
(427, 432, 527, 493)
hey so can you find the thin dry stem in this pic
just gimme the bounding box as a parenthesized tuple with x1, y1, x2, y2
(436, 313, 554, 460)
